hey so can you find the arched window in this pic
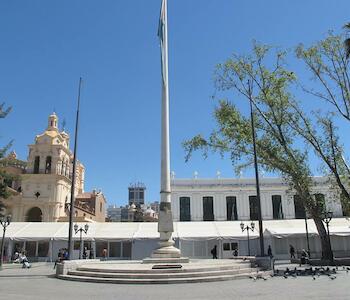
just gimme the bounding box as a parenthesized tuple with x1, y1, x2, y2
(180, 197, 191, 221)
(33, 156, 40, 174)
(45, 156, 52, 174)
(203, 196, 214, 221)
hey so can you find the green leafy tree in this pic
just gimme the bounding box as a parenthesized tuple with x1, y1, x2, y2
(0, 103, 13, 217)
(183, 44, 333, 260)
(296, 32, 350, 214)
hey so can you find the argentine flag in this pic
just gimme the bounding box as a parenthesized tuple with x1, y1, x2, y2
(158, 0, 167, 85)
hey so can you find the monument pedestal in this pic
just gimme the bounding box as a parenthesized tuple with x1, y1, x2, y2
(143, 206, 189, 264)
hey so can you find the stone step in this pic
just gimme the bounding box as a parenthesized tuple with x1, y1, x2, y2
(58, 271, 262, 284)
(76, 262, 252, 274)
(68, 267, 255, 279)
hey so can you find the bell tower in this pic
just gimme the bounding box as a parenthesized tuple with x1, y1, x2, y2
(47, 113, 58, 131)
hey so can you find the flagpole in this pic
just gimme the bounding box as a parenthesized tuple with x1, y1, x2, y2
(148, 0, 184, 261)
(67, 77, 82, 260)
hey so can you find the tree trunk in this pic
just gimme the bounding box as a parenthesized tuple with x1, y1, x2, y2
(313, 216, 333, 261)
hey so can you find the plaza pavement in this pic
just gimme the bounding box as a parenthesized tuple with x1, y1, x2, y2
(0, 262, 349, 300)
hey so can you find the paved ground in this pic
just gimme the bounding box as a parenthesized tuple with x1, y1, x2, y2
(0, 263, 349, 300)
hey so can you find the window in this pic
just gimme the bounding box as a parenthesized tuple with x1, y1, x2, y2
(180, 197, 191, 221)
(226, 196, 238, 220)
(38, 241, 49, 257)
(294, 195, 306, 219)
(223, 243, 230, 251)
(45, 156, 52, 174)
(26, 241, 36, 257)
(34, 156, 40, 174)
(249, 196, 259, 220)
(203, 197, 214, 221)
(74, 241, 81, 250)
(272, 195, 283, 219)
(129, 191, 134, 201)
(100, 202, 103, 213)
(109, 242, 121, 257)
(231, 242, 238, 250)
(122, 242, 132, 258)
(96, 242, 108, 257)
(223, 242, 238, 251)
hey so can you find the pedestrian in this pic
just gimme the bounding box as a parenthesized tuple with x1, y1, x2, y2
(102, 248, 108, 260)
(89, 248, 94, 259)
(267, 245, 273, 258)
(300, 249, 309, 266)
(233, 248, 238, 257)
(210, 245, 218, 259)
(63, 248, 69, 260)
(20, 251, 31, 269)
(289, 245, 295, 259)
(82, 247, 88, 259)
(54, 249, 63, 269)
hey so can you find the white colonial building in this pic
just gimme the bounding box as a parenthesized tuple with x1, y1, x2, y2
(171, 177, 345, 222)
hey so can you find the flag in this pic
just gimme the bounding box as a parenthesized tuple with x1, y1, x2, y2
(158, 0, 167, 85)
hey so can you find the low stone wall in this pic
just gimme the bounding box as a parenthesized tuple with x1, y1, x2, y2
(231, 256, 273, 271)
(56, 259, 100, 276)
(250, 256, 273, 270)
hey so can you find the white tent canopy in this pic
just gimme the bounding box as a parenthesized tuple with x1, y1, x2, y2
(2, 219, 350, 261)
(2, 218, 350, 240)
(3, 218, 349, 241)
(263, 218, 350, 238)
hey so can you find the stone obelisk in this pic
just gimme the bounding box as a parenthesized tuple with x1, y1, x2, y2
(148, 0, 184, 261)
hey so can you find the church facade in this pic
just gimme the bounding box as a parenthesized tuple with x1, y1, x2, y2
(2, 113, 106, 222)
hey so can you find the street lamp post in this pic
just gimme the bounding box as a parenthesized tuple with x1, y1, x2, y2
(240, 221, 255, 256)
(0, 215, 11, 269)
(322, 211, 334, 262)
(74, 224, 89, 260)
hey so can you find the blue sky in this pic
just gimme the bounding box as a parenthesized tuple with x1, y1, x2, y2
(0, 0, 349, 206)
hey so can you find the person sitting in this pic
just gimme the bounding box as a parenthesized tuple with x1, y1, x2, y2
(300, 249, 309, 266)
(54, 249, 63, 269)
(233, 249, 238, 257)
(20, 252, 31, 269)
(12, 252, 20, 263)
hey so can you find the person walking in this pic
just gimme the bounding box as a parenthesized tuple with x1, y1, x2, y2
(267, 245, 273, 258)
(211, 245, 218, 259)
(289, 245, 295, 259)
(89, 248, 94, 259)
(102, 248, 108, 261)
(82, 247, 88, 259)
